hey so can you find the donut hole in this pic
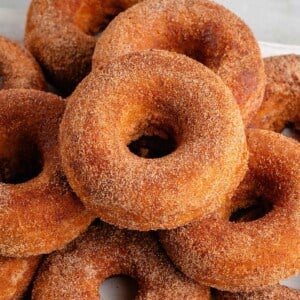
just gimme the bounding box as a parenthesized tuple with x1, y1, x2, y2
(0, 134, 43, 184)
(127, 124, 177, 159)
(99, 274, 139, 300)
(282, 122, 300, 141)
(0, 76, 3, 89)
(229, 196, 273, 223)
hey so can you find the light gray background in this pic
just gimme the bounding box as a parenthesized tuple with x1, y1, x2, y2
(0, 0, 300, 44)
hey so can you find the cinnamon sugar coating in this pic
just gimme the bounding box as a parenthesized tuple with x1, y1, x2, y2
(159, 130, 300, 292)
(59, 50, 248, 230)
(0, 255, 40, 300)
(216, 284, 300, 300)
(32, 223, 210, 300)
(0, 89, 94, 257)
(0, 36, 45, 91)
(25, 0, 140, 93)
(93, 0, 265, 124)
(250, 55, 300, 132)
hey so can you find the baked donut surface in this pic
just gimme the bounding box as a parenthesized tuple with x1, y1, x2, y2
(0, 89, 93, 257)
(0, 255, 40, 300)
(250, 55, 300, 133)
(59, 50, 248, 230)
(159, 129, 300, 292)
(0, 36, 45, 90)
(25, 0, 140, 93)
(216, 284, 300, 300)
(93, 0, 265, 124)
(32, 223, 210, 300)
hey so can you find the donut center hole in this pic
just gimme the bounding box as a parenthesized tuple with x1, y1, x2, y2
(229, 197, 273, 222)
(128, 125, 177, 159)
(0, 134, 43, 184)
(282, 122, 300, 142)
(99, 275, 139, 300)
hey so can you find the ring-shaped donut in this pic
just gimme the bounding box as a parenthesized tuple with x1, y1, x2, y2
(25, 0, 140, 93)
(159, 129, 300, 292)
(93, 0, 265, 124)
(32, 224, 210, 299)
(59, 50, 248, 230)
(250, 55, 300, 134)
(0, 89, 93, 257)
(0, 36, 45, 90)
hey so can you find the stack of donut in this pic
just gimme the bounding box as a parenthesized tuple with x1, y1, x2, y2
(0, 0, 299, 298)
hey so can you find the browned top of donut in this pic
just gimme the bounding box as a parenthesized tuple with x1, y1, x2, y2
(32, 224, 210, 299)
(25, 0, 140, 92)
(0, 36, 45, 90)
(60, 50, 247, 230)
(0, 255, 41, 299)
(0, 89, 93, 257)
(93, 0, 265, 123)
(250, 55, 300, 132)
(216, 284, 300, 300)
(159, 129, 300, 292)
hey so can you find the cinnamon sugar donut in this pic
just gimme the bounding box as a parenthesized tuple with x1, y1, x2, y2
(0, 255, 40, 300)
(0, 89, 93, 257)
(0, 36, 45, 90)
(25, 0, 140, 93)
(159, 129, 300, 292)
(93, 0, 265, 124)
(250, 55, 300, 132)
(32, 223, 210, 299)
(216, 285, 300, 300)
(59, 50, 248, 230)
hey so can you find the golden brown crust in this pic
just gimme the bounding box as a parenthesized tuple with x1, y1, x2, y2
(250, 55, 300, 132)
(159, 129, 300, 292)
(0, 255, 41, 300)
(93, 0, 265, 124)
(0, 36, 45, 91)
(32, 224, 210, 300)
(59, 50, 248, 230)
(0, 89, 94, 257)
(216, 285, 300, 300)
(25, 0, 140, 93)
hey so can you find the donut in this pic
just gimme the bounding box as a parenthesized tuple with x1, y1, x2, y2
(92, 0, 265, 124)
(250, 55, 300, 134)
(25, 0, 140, 94)
(0, 255, 40, 299)
(216, 285, 300, 300)
(32, 223, 210, 299)
(0, 35, 45, 90)
(59, 50, 248, 230)
(0, 89, 94, 257)
(159, 129, 300, 292)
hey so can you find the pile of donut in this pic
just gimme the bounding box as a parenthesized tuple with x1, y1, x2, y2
(0, 0, 299, 299)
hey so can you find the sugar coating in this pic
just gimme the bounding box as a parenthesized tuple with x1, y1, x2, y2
(0, 89, 93, 257)
(250, 55, 300, 132)
(93, 0, 265, 124)
(25, 0, 141, 93)
(0, 255, 40, 299)
(59, 50, 248, 230)
(32, 223, 210, 299)
(216, 284, 300, 300)
(159, 129, 300, 292)
(0, 35, 45, 90)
